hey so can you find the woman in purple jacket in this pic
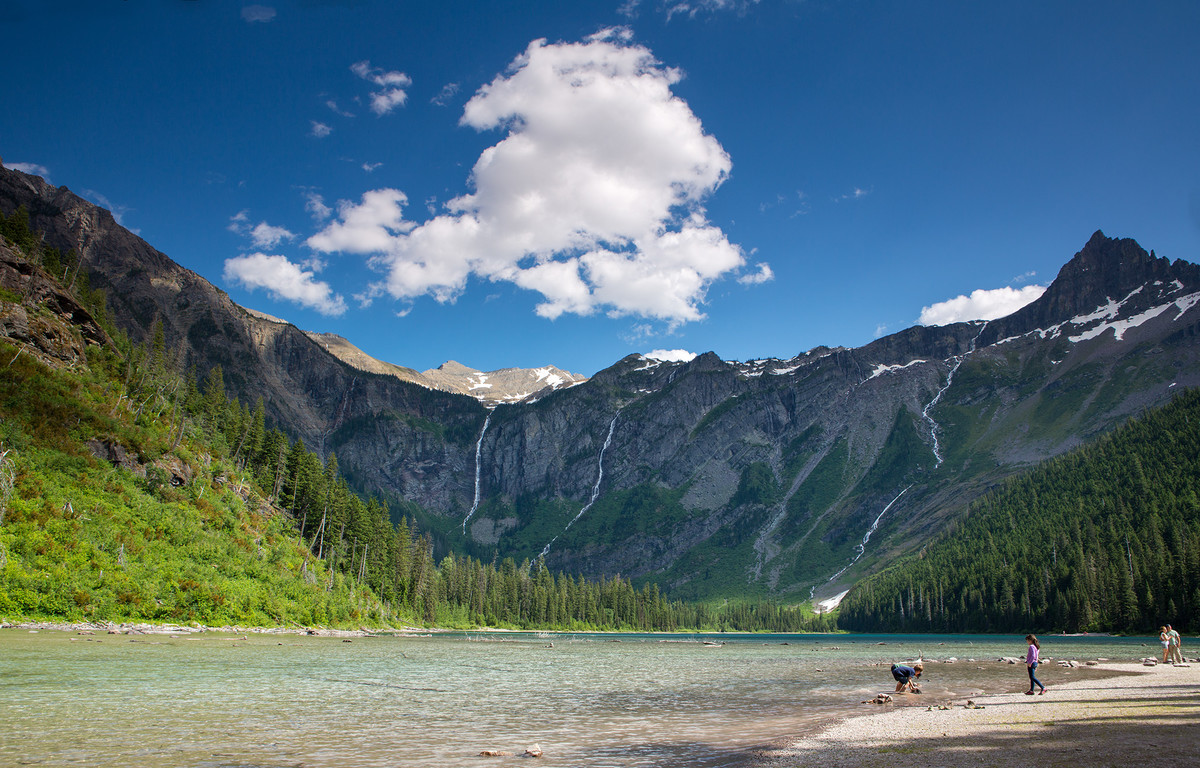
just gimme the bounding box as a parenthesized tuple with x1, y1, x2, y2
(1025, 634, 1046, 695)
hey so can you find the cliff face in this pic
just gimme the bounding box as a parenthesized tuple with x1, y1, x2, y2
(4, 165, 1199, 601)
(0, 238, 114, 365)
(0, 168, 487, 511)
(449, 230, 1200, 600)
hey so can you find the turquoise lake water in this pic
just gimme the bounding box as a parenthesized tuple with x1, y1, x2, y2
(0, 630, 1156, 767)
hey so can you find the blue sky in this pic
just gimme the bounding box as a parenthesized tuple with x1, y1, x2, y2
(3, 0, 1198, 376)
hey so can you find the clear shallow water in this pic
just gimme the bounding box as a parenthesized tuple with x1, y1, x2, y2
(0, 630, 1155, 767)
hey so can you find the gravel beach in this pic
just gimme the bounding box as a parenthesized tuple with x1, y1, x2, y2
(754, 662, 1200, 768)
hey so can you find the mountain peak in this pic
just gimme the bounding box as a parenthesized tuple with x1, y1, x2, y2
(431, 360, 480, 376)
(984, 231, 1200, 344)
(1085, 228, 1110, 248)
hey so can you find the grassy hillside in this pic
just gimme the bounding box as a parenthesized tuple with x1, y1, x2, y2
(0, 343, 386, 627)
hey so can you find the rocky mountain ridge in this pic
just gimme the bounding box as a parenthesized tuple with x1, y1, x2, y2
(297, 329, 587, 406)
(3, 163, 1198, 602)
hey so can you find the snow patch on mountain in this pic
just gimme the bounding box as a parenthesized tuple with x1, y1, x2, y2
(1070, 301, 1172, 342)
(868, 359, 926, 379)
(1064, 286, 1200, 343)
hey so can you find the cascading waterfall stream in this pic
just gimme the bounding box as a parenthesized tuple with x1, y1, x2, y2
(461, 412, 492, 534)
(539, 414, 619, 559)
(921, 321, 988, 468)
(813, 484, 913, 598)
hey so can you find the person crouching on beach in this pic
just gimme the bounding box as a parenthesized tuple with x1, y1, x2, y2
(891, 662, 922, 693)
(1025, 634, 1046, 695)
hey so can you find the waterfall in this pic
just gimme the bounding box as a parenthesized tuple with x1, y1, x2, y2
(818, 484, 912, 589)
(540, 414, 619, 559)
(921, 322, 988, 468)
(461, 412, 492, 534)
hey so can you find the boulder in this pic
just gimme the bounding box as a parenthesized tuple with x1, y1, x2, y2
(153, 454, 194, 487)
(87, 439, 142, 473)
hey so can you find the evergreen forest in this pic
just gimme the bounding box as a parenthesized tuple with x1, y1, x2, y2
(839, 386, 1200, 634)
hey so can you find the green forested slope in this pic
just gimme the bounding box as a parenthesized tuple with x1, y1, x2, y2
(0, 211, 830, 632)
(838, 386, 1200, 633)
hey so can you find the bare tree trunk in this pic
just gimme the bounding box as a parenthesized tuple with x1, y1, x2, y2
(314, 505, 328, 559)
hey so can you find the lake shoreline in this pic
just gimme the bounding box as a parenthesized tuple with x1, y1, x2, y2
(0, 618, 411, 637)
(0, 618, 851, 638)
(750, 661, 1200, 767)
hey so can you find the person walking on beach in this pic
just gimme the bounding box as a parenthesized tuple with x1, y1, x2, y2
(891, 662, 923, 693)
(1167, 625, 1183, 664)
(1025, 634, 1046, 695)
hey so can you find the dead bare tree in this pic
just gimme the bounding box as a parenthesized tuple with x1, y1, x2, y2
(0, 447, 16, 526)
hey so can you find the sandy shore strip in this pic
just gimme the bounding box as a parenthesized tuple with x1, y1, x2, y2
(754, 662, 1200, 768)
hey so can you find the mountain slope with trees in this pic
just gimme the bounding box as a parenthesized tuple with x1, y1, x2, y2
(838, 386, 1200, 633)
(0, 213, 830, 632)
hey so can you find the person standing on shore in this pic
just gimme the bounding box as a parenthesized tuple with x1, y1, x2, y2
(1167, 625, 1183, 664)
(1160, 626, 1171, 664)
(1024, 634, 1046, 695)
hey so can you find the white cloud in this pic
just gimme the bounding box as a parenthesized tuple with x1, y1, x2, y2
(5, 162, 50, 179)
(310, 32, 745, 326)
(646, 348, 696, 362)
(431, 82, 460, 107)
(351, 60, 412, 115)
(250, 222, 296, 249)
(228, 210, 250, 233)
(306, 188, 414, 254)
(737, 262, 774, 285)
(229, 212, 296, 249)
(618, 0, 643, 18)
(919, 284, 1047, 326)
(326, 99, 354, 118)
(241, 5, 276, 23)
(836, 186, 871, 202)
(304, 192, 332, 222)
(664, 0, 760, 21)
(310, 121, 333, 138)
(362, 161, 382, 173)
(224, 253, 346, 316)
